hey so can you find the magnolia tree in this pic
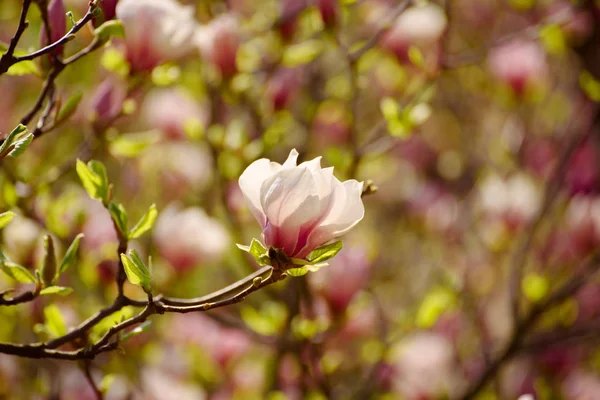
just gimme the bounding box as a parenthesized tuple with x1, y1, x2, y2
(0, 0, 600, 398)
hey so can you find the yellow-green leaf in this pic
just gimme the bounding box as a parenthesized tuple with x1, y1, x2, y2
(128, 204, 157, 239)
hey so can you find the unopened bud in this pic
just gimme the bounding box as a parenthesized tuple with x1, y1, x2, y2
(41, 235, 57, 286)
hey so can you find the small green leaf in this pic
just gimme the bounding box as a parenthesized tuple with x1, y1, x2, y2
(94, 19, 125, 43)
(286, 263, 327, 277)
(99, 374, 116, 394)
(128, 204, 157, 239)
(108, 202, 128, 237)
(58, 233, 84, 276)
(40, 235, 57, 286)
(522, 273, 549, 303)
(415, 287, 456, 328)
(7, 133, 33, 158)
(6, 60, 40, 76)
(76, 159, 109, 202)
(539, 24, 566, 55)
(0, 211, 15, 228)
(120, 320, 152, 341)
(237, 239, 271, 266)
(44, 304, 67, 338)
(408, 46, 425, 69)
(108, 131, 160, 158)
(39, 286, 73, 296)
(0, 124, 27, 157)
(0, 261, 36, 283)
(282, 39, 324, 67)
(56, 92, 83, 122)
(307, 241, 343, 264)
(120, 250, 151, 291)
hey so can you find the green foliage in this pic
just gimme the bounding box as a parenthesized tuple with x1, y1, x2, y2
(0, 259, 36, 284)
(56, 91, 83, 122)
(522, 273, 549, 302)
(0, 211, 15, 229)
(236, 239, 271, 266)
(580, 71, 600, 102)
(43, 304, 67, 338)
(39, 286, 73, 296)
(120, 249, 152, 292)
(282, 39, 324, 67)
(307, 241, 343, 264)
(108, 202, 128, 238)
(415, 287, 456, 328)
(94, 19, 125, 44)
(0, 124, 27, 159)
(539, 24, 566, 56)
(76, 159, 109, 203)
(6, 60, 40, 76)
(129, 204, 158, 239)
(109, 131, 160, 158)
(40, 235, 57, 286)
(120, 320, 152, 341)
(240, 301, 287, 335)
(58, 233, 84, 277)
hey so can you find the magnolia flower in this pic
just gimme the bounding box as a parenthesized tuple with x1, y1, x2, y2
(238, 149, 364, 259)
(116, 0, 198, 72)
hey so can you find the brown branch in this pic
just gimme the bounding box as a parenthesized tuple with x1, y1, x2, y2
(0, 0, 33, 74)
(81, 361, 104, 400)
(0, 290, 36, 306)
(457, 255, 600, 400)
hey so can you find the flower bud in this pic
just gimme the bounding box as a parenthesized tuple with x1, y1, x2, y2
(116, 0, 198, 72)
(40, 235, 57, 286)
(87, 78, 127, 133)
(40, 0, 66, 59)
(196, 15, 240, 78)
(238, 149, 364, 259)
(153, 205, 230, 272)
(266, 68, 302, 111)
(318, 0, 338, 28)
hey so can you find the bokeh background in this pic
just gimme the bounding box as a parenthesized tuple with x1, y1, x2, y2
(1, 0, 600, 398)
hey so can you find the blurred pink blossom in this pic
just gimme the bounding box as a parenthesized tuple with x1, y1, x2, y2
(141, 88, 209, 140)
(116, 0, 198, 72)
(381, 3, 447, 71)
(562, 370, 600, 400)
(153, 204, 230, 271)
(87, 78, 127, 133)
(196, 15, 240, 78)
(310, 246, 371, 313)
(391, 333, 462, 399)
(488, 41, 548, 95)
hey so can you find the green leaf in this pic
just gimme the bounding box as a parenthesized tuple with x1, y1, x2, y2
(7, 133, 33, 158)
(120, 320, 152, 341)
(108, 202, 128, 237)
(408, 46, 425, 69)
(539, 24, 566, 55)
(39, 286, 73, 296)
(120, 249, 151, 291)
(99, 374, 116, 394)
(100, 47, 130, 77)
(56, 91, 83, 122)
(237, 239, 271, 266)
(0, 261, 36, 283)
(6, 60, 40, 76)
(40, 235, 57, 286)
(128, 204, 157, 239)
(286, 263, 327, 277)
(58, 233, 84, 276)
(307, 241, 343, 264)
(282, 39, 324, 67)
(0, 124, 27, 157)
(522, 273, 549, 303)
(44, 304, 67, 338)
(94, 19, 125, 43)
(415, 287, 456, 328)
(109, 131, 160, 158)
(0, 211, 15, 228)
(75, 159, 109, 202)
